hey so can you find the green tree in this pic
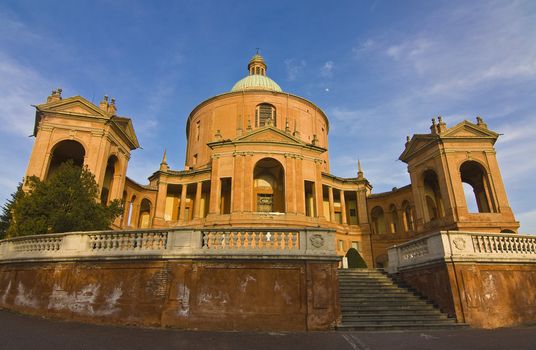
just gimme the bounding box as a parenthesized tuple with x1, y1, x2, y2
(8, 161, 122, 237)
(0, 182, 24, 239)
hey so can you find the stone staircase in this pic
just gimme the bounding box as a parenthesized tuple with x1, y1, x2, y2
(337, 268, 467, 331)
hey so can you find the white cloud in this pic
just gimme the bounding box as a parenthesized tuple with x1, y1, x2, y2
(321, 61, 334, 78)
(284, 58, 306, 81)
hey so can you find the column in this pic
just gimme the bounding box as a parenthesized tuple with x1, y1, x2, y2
(243, 153, 253, 212)
(295, 156, 305, 215)
(357, 188, 368, 225)
(284, 154, 295, 213)
(194, 181, 202, 219)
(154, 180, 168, 221)
(328, 186, 335, 222)
(209, 155, 221, 214)
(178, 183, 187, 222)
(340, 190, 347, 225)
(232, 153, 244, 212)
(314, 159, 324, 218)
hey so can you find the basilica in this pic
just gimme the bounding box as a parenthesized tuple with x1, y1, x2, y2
(24, 53, 519, 267)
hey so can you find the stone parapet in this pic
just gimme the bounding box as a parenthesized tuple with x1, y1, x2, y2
(388, 231, 536, 273)
(387, 231, 536, 328)
(0, 227, 338, 263)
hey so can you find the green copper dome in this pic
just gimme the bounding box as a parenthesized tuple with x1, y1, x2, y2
(231, 53, 283, 92)
(231, 75, 283, 92)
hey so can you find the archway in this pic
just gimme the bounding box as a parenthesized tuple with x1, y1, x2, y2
(46, 140, 85, 180)
(460, 161, 495, 213)
(402, 200, 414, 231)
(423, 170, 445, 221)
(101, 155, 119, 205)
(138, 198, 152, 228)
(253, 158, 285, 213)
(345, 248, 368, 268)
(389, 204, 399, 233)
(371, 206, 386, 234)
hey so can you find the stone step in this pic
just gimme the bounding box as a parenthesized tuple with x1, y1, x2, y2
(337, 268, 462, 331)
(341, 304, 438, 312)
(336, 322, 467, 331)
(342, 309, 445, 317)
(339, 289, 415, 295)
(342, 314, 449, 322)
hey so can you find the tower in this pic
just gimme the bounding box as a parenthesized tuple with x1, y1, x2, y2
(24, 89, 139, 208)
(399, 116, 519, 233)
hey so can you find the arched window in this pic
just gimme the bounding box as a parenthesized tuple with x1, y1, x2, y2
(460, 161, 496, 213)
(423, 170, 445, 222)
(46, 140, 85, 180)
(402, 200, 414, 232)
(371, 206, 386, 234)
(138, 198, 152, 228)
(389, 204, 399, 233)
(253, 158, 285, 213)
(255, 103, 276, 127)
(101, 155, 119, 205)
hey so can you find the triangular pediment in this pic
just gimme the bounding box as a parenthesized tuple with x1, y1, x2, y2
(235, 126, 306, 145)
(37, 96, 109, 119)
(440, 120, 499, 140)
(399, 135, 437, 162)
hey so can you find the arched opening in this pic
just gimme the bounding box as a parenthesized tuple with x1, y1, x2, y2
(138, 198, 152, 228)
(371, 206, 386, 234)
(101, 155, 119, 205)
(46, 140, 85, 180)
(423, 170, 445, 222)
(127, 195, 136, 227)
(345, 248, 368, 268)
(253, 158, 285, 213)
(460, 161, 495, 213)
(402, 200, 414, 232)
(255, 103, 276, 127)
(389, 204, 399, 233)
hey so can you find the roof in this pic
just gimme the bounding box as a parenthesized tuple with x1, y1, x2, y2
(231, 74, 283, 92)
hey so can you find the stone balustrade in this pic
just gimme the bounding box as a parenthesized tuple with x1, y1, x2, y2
(0, 227, 336, 262)
(388, 231, 536, 273)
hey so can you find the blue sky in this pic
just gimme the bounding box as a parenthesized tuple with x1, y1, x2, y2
(1, 0, 535, 232)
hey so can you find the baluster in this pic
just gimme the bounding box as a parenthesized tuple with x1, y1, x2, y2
(231, 232, 238, 248)
(254, 232, 261, 249)
(218, 232, 224, 248)
(291, 232, 298, 249)
(247, 231, 253, 249)
(202, 232, 209, 249)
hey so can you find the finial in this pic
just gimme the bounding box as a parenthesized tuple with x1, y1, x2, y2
(357, 159, 364, 180)
(430, 117, 438, 134)
(437, 115, 447, 133)
(159, 149, 169, 171)
(111, 98, 115, 105)
(104, 95, 109, 101)
(285, 117, 290, 133)
(247, 117, 252, 130)
(256, 47, 260, 54)
(108, 97, 117, 115)
(476, 115, 488, 129)
(406, 135, 410, 143)
(57, 88, 62, 95)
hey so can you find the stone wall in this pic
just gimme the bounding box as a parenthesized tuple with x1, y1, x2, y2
(389, 231, 536, 328)
(0, 258, 339, 331)
(0, 227, 340, 331)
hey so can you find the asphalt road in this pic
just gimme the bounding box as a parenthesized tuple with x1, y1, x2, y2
(1, 309, 535, 350)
